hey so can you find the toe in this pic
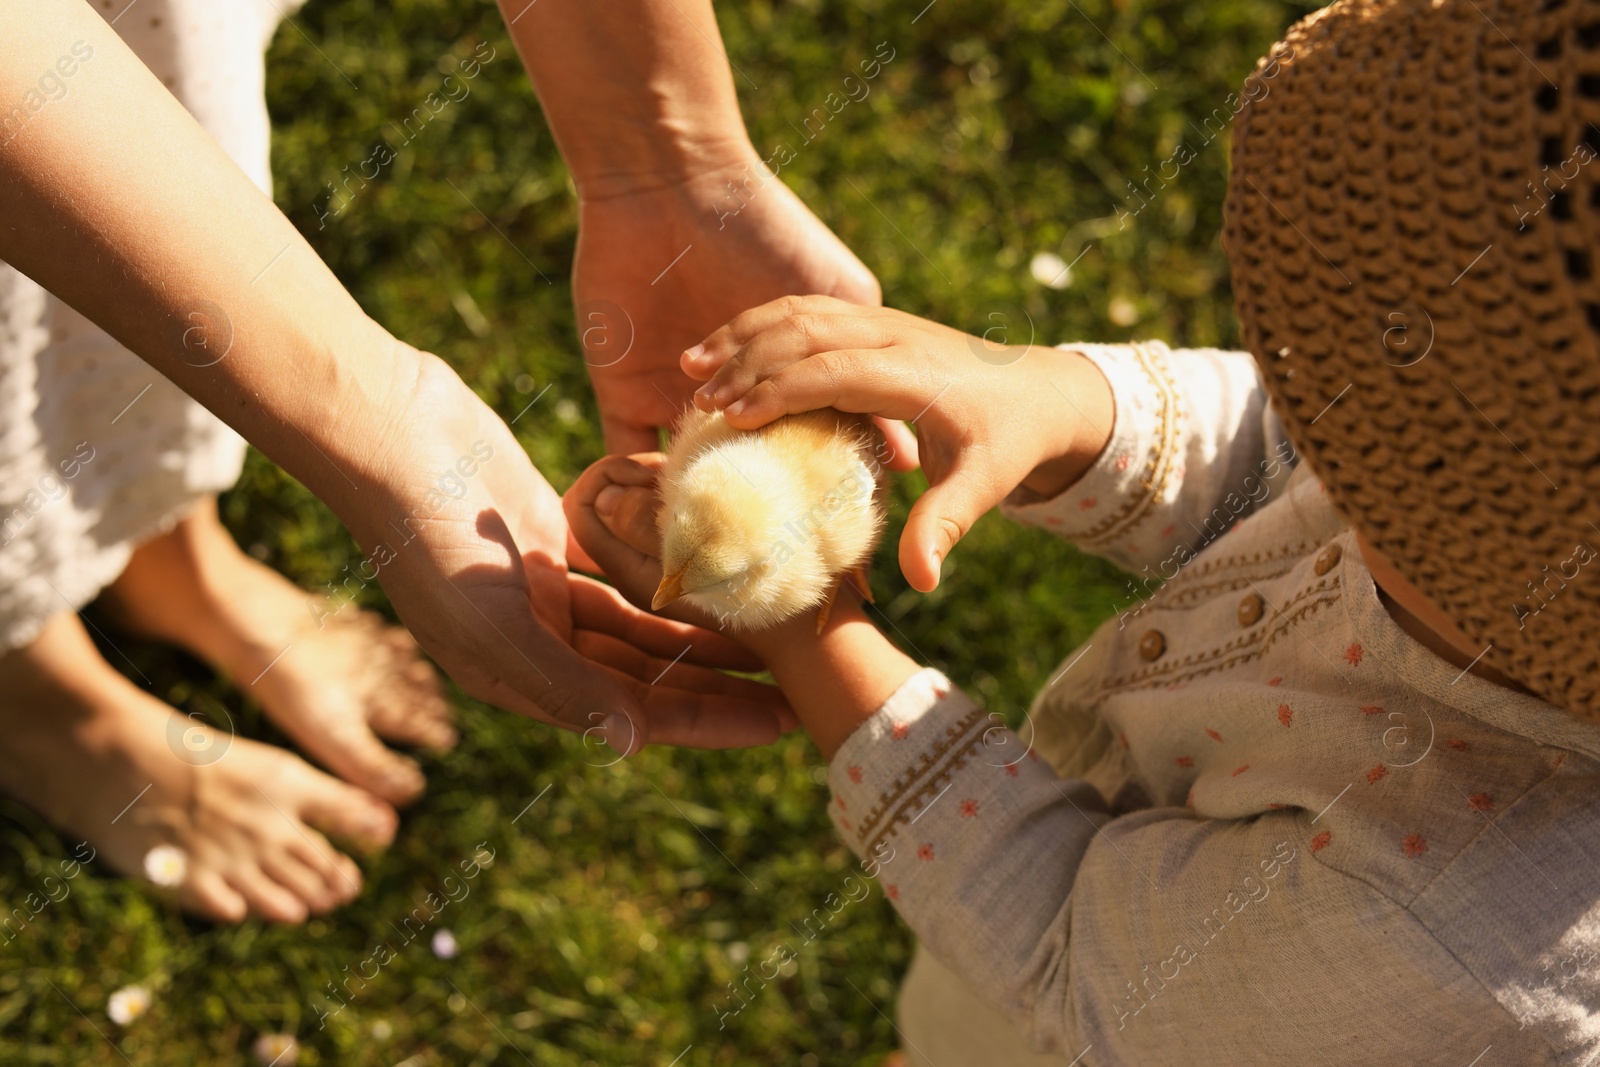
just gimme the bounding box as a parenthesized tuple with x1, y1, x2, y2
(293, 765, 399, 853)
(260, 847, 340, 915)
(370, 696, 458, 752)
(287, 831, 363, 906)
(227, 866, 310, 924)
(187, 869, 248, 924)
(371, 640, 456, 752)
(303, 716, 427, 807)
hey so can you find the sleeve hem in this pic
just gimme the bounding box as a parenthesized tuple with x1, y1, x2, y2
(1001, 342, 1176, 549)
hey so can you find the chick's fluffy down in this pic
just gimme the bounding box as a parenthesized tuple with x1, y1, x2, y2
(656, 409, 885, 630)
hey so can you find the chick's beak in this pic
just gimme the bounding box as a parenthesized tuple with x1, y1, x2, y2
(652, 566, 687, 611)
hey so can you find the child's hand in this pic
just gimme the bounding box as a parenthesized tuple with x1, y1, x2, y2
(680, 296, 1114, 591)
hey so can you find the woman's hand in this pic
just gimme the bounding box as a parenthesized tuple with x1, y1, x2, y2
(681, 296, 1116, 592)
(337, 351, 794, 757)
(573, 157, 918, 471)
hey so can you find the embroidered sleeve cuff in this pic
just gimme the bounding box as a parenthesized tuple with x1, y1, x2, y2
(825, 668, 985, 858)
(822, 667, 1110, 1040)
(1000, 342, 1180, 568)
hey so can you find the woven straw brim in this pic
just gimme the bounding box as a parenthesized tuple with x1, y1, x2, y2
(1224, 0, 1600, 716)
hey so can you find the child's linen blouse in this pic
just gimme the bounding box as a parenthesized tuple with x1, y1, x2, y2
(827, 342, 1600, 1066)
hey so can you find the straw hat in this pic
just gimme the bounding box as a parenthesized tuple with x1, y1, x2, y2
(1224, 0, 1600, 716)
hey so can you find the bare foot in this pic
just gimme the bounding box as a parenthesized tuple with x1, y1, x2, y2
(0, 613, 397, 922)
(102, 500, 456, 806)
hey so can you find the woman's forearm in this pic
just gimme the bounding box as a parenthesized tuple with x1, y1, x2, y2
(494, 0, 756, 198)
(0, 1, 412, 510)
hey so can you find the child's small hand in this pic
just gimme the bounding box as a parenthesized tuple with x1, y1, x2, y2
(681, 296, 1114, 592)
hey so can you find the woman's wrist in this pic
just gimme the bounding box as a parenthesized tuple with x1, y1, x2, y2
(499, 0, 760, 202)
(569, 131, 761, 203)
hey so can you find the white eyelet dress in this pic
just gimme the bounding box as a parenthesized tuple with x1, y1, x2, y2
(0, 0, 303, 652)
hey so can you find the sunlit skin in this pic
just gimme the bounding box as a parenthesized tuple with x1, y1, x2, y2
(570, 293, 1531, 760)
(0, 0, 800, 751)
(572, 466, 1518, 761)
(0, 0, 855, 921)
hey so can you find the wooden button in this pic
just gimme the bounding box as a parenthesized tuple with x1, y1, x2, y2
(1237, 593, 1264, 627)
(1314, 543, 1343, 576)
(1139, 630, 1166, 661)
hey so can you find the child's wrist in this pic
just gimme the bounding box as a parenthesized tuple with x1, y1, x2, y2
(1018, 347, 1115, 499)
(754, 603, 919, 761)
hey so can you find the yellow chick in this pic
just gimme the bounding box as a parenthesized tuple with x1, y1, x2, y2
(652, 408, 885, 632)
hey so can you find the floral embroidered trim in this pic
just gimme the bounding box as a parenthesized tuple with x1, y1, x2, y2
(1071, 342, 1183, 547)
(848, 704, 991, 857)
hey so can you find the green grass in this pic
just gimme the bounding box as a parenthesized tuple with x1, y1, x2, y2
(2, 0, 1313, 1061)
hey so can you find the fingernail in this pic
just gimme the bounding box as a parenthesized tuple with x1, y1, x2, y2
(725, 398, 747, 417)
(595, 485, 622, 517)
(683, 343, 706, 362)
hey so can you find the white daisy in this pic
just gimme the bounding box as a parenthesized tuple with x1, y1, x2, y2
(107, 985, 151, 1026)
(142, 845, 188, 888)
(1029, 251, 1072, 290)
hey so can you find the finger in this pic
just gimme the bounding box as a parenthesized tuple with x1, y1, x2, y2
(565, 458, 676, 612)
(607, 668, 792, 750)
(565, 528, 601, 574)
(454, 621, 652, 757)
(574, 629, 785, 706)
(718, 348, 943, 429)
(569, 576, 764, 672)
(694, 317, 898, 414)
(683, 294, 862, 376)
(874, 418, 921, 472)
(898, 462, 1002, 593)
(601, 412, 666, 458)
(593, 483, 660, 557)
